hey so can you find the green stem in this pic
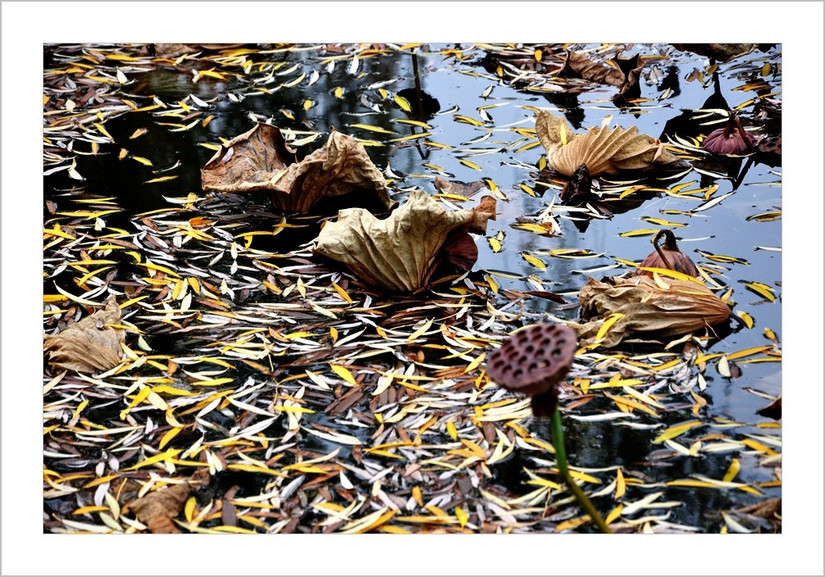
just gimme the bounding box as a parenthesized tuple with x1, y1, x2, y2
(550, 408, 612, 533)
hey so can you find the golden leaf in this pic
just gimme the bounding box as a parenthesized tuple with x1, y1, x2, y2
(534, 111, 687, 177)
(314, 190, 495, 292)
(569, 275, 731, 348)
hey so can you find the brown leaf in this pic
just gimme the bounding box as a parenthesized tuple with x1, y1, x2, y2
(671, 43, 763, 63)
(756, 395, 781, 420)
(569, 275, 731, 348)
(610, 54, 645, 107)
(559, 50, 626, 87)
(560, 163, 593, 204)
(313, 190, 495, 292)
(152, 43, 246, 59)
(733, 497, 781, 520)
(43, 296, 125, 373)
(201, 123, 294, 193)
(429, 231, 478, 282)
(125, 468, 211, 534)
(201, 124, 391, 213)
(434, 176, 487, 197)
(535, 111, 687, 177)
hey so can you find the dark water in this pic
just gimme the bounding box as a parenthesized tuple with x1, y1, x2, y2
(44, 43, 782, 530)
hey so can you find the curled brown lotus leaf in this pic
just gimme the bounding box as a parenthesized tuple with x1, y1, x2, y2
(535, 111, 687, 177)
(43, 296, 125, 373)
(671, 43, 763, 63)
(569, 275, 731, 348)
(434, 176, 487, 197)
(559, 49, 627, 87)
(313, 190, 496, 293)
(125, 468, 211, 534)
(201, 124, 391, 213)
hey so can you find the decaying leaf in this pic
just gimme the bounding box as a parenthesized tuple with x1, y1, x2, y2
(558, 50, 645, 106)
(152, 43, 245, 59)
(559, 49, 627, 87)
(569, 275, 731, 348)
(636, 229, 700, 277)
(313, 190, 496, 292)
(201, 123, 391, 213)
(434, 176, 487, 197)
(671, 43, 767, 63)
(721, 497, 781, 532)
(125, 468, 211, 533)
(732, 497, 781, 521)
(535, 111, 687, 177)
(559, 163, 593, 204)
(43, 296, 125, 373)
(756, 395, 781, 420)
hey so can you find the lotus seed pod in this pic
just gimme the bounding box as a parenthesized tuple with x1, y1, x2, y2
(486, 323, 578, 415)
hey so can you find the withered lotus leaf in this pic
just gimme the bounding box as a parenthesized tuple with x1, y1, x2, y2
(201, 124, 391, 213)
(560, 163, 593, 204)
(429, 230, 479, 282)
(125, 468, 211, 533)
(671, 43, 763, 63)
(535, 111, 687, 177)
(313, 190, 496, 292)
(569, 275, 731, 348)
(559, 50, 646, 105)
(433, 176, 487, 197)
(559, 49, 627, 87)
(43, 296, 125, 373)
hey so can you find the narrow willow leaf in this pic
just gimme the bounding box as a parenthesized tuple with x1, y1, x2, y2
(741, 281, 776, 301)
(393, 94, 411, 112)
(693, 191, 734, 212)
(329, 363, 357, 385)
(619, 228, 659, 238)
(594, 313, 624, 343)
(520, 253, 546, 270)
(144, 175, 179, 184)
(459, 159, 482, 171)
(653, 421, 703, 444)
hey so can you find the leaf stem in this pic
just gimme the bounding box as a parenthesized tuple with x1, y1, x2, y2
(550, 408, 612, 533)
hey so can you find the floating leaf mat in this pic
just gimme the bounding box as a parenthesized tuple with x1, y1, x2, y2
(43, 42, 782, 535)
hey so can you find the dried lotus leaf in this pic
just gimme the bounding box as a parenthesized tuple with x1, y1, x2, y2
(313, 189, 495, 292)
(43, 296, 125, 373)
(201, 123, 293, 193)
(569, 275, 731, 348)
(272, 129, 391, 213)
(125, 469, 211, 534)
(433, 176, 487, 197)
(201, 124, 391, 213)
(559, 49, 627, 87)
(535, 111, 687, 177)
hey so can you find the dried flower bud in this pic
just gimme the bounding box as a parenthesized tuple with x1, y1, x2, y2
(637, 229, 700, 277)
(702, 114, 756, 156)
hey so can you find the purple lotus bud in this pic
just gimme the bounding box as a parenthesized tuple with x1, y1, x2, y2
(702, 114, 756, 156)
